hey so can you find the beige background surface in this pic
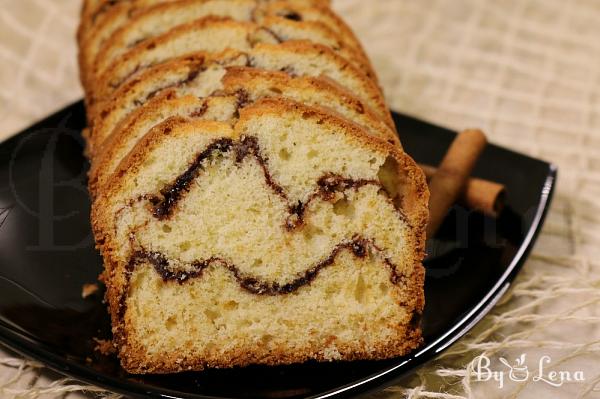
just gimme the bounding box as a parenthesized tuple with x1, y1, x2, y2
(1, 0, 600, 398)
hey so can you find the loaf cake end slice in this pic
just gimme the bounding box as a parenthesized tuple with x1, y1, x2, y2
(92, 98, 428, 373)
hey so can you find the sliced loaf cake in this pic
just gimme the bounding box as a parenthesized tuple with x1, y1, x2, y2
(92, 98, 427, 373)
(80, 0, 428, 374)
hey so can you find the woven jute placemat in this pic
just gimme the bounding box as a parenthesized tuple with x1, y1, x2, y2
(1, 0, 599, 397)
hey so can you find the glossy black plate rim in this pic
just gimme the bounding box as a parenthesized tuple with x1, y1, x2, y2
(0, 106, 557, 399)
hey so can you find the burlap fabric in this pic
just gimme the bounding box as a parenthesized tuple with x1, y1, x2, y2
(1, 0, 599, 397)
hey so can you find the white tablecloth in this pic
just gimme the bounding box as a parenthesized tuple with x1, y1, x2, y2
(1, 0, 599, 397)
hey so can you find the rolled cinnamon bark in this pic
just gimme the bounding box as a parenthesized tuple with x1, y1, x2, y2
(420, 164, 506, 218)
(426, 129, 488, 237)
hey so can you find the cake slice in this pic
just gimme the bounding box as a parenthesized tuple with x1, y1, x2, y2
(254, 0, 366, 55)
(86, 51, 246, 155)
(91, 98, 428, 373)
(92, 0, 374, 85)
(88, 66, 400, 197)
(90, 17, 374, 106)
(78, 0, 175, 92)
(88, 94, 240, 196)
(87, 43, 391, 155)
(90, 17, 258, 103)
(79, 1, 132, 92)
(257, 15, 375, 78)
(91, 0, 256, 80)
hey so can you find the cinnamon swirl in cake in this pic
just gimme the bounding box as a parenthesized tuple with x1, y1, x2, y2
(78, 0, 428, 374)
(92, 99, 427, 373)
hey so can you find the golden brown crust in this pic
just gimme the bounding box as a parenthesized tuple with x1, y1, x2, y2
(92, 99, 427, 374)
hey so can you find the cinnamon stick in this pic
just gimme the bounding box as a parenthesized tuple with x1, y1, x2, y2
(426, 129, 488, 237)
(420, 164, 506, 218)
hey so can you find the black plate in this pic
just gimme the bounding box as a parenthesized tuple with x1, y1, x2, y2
(0, 101, 556, 399)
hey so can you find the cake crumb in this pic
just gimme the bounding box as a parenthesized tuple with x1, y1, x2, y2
(94, 338, 116, 355)
(81, 283, 99, 298)
(322, 346, 342, 361)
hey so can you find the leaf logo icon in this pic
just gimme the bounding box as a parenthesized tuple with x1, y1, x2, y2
(500, 354, 529, 382)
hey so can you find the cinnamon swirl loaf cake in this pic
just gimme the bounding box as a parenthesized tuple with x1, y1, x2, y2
(80, 0, 428, 373)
